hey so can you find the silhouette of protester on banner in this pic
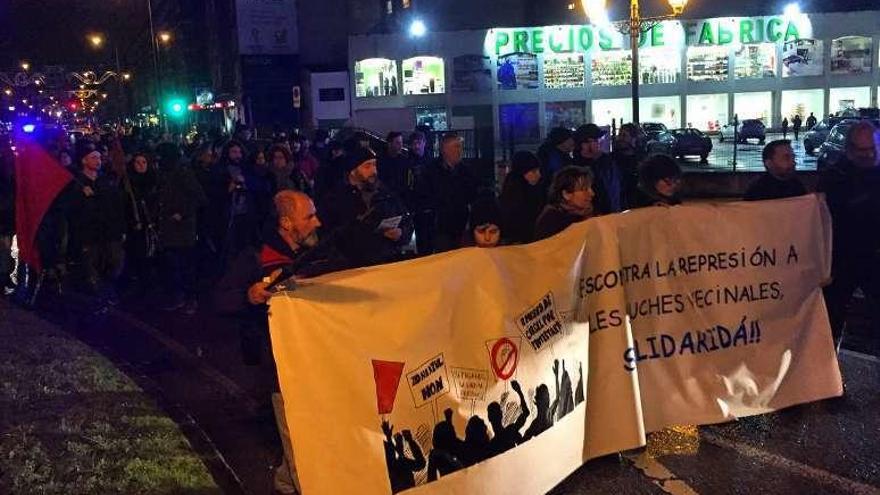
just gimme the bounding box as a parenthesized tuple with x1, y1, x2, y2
(382, 420, 426, 493)
(523, 381, 559, 441)
(488, 379, 529, 455)
(427, 408, 465, 481)
(555, 360, 575, 420)
(575, 362, 585, 406)
(461, 416, 493, 467)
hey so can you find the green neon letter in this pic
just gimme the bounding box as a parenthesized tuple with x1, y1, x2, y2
(651, 23, 664, 46)
(684, 22, 698, 45)
(784, 22, 799, 41)
(578, 27, 593, 51)
(599, 29, 613, 50)
(739, 19, 755, 44)
(767, 18, 782, 42)
(698, 22, 715, 45)
(718, 24, 733, 45)
(495, 32, 510, 55)
(532, 29, 544, 53)
(513, 30, 528, 53)
(549, 29, 564, 52)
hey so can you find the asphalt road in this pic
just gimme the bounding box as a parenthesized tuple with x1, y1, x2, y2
(677, 132, 818, 173)
(8, 279, 877, 495)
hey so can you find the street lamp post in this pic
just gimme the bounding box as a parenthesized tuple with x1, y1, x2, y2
(584, 0, 688, 127)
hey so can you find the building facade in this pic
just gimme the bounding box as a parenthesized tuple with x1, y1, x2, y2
(346, 10, 880, 152)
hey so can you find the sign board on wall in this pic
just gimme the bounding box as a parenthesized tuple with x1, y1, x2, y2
(236, 0, 299, 55)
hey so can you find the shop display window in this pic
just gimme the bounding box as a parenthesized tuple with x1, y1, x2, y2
(831, 36, 873, 75)
(734, 44, 777, 80)
(687, 46, 729, 82)
(415, 107, 449, 130)
(686, 93, 729, 132)
(592, 98, 632, 127)
(734, 91, 772, 126)
(543, 53, 585, 89)
(402, 57, 446, 95)
(451, 55, 493, 93)
(497, 53, 539, 90)
(499, 103, 540, 144)
(354, 58, 399, 97)
(829, 86, 871, 114)
(641, 96, 681, 129)
(781, 89, 824, 121)
(545, 101, 586, 130)
(591, 50, 632, 86)
(783, 39, 824, 77)
(639, 49, 681, 85)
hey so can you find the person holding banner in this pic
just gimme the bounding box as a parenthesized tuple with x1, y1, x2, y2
(744, 140, 807, 201)
(817, 120, 880, 349)
(534, 166, 595, 241)
(630, 154, 683, 208)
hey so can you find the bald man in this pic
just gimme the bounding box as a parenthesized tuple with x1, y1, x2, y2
(818, 120, 880, 350)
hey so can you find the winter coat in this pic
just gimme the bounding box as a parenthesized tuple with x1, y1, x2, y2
(499, 174, 546, 244)
(414, 159, 478, 247)
(70, 171, 127, 246)
(534, 204, 586, 241)
(158, 165, 207, 248)
(743, 174, 807, 202)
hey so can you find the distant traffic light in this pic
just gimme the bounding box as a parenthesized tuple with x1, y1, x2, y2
(164, 97, 189, 119)
(67, 101, 78, 111)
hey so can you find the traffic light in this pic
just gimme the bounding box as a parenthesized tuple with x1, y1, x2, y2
(164, 97, 189, 119)
(67, 101, 78, 111)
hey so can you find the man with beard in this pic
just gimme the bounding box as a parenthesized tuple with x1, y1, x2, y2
(744, 140, 807, 201)
(319, 148, 413, 268)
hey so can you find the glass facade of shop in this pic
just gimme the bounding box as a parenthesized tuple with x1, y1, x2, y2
(687, 93, 728, 131)
(734, 91, 773, 125)
(829, 86, 871, 113)
(781, 89, 824, 121)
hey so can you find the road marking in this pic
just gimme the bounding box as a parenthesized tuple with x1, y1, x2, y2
(840, 349, 880, 364)
(623, 451, 700, 495)
(702, 431, 880, 495)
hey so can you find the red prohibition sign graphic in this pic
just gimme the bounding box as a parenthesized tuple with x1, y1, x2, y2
(490, 337, 519, 380)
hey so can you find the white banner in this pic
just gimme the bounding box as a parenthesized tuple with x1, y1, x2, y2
(236, 0, 298, 55)
(269, 194, 842, 494)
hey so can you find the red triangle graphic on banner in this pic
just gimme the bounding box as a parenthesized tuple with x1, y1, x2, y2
(372, 359, 405, 415)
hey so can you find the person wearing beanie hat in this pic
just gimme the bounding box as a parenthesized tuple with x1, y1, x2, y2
(630, 154, 683, 208)
(467, 196, 503, 248)
(537, 127, 575, 178)
(318, 147, 413, 268)
(574, 123, 623, 215)
(499, 150, 546, 244)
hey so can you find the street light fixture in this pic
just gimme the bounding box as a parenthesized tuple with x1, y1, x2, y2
(122, 73, 132, 81)
(409, 19, 427, 37)
(583, 0, 688, 126)
(88, 34, 105, 48)
(20, 62, 30, 71)
(158, 31, 172, 45)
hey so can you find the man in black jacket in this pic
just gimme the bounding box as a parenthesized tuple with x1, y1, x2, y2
(744, 140, 807, 201)
(414, 132, 477, 253)
(817, 121, 880, 349)
(319, 148, 413, 268)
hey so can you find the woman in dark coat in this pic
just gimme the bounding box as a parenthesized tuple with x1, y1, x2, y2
(123, 152, 160, 288)
(499, 151, 546, 244)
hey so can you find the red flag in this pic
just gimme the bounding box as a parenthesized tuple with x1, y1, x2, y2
(372, 359, 405, 415)
(14, 134, 73, 272)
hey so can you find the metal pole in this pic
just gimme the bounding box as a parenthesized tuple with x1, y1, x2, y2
(630, 0, 640, 126)
(147, 0, 161, 109)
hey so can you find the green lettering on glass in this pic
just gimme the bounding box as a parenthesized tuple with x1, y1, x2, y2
(513, 30, 528, 53)
(698, 22, 714, 45)
(767, 18, 782, 42)
(549, 29, 564, 52)
(578, 26, 593, 51)
(755, 18, 765, 42)
(495, 31, 510, 55)
(739, 19, 755, 44)
(784, 21, 799, 41)
(718, 24, 733, 45)
(651, 23, 664, 46)
(684, 22, 698, 45)
(599, 29, 613, 50)
(532, 29, 545, 53)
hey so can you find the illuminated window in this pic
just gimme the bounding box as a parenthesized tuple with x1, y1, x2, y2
(831, 36, 873, 75)
(402, 56, 445, 95)
(354, 58, 399, 97)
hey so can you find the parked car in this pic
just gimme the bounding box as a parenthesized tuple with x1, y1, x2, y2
(647, 128, 713, 163)
(640, 122, 667, 141)
(816, 119, 880, 170)
(803, 116, 843, 156)
(718, 119, 766, 144)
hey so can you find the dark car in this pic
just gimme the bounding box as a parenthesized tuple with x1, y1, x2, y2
(648, 128, 713, 163)
(719, 119, 766, 144)
(803, 117, 843, 156)
(816, 118, 880, 171)
(640, 122, 667, 141)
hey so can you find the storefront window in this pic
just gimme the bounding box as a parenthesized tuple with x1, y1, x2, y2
(686, 93, 729, 132)
(545, 101, 586, 130)
(499, 103, 540, 144)
(451, 55, 493, 92)
(831, 37, 873, 75)
(639, 48, 681, 85)
(354, 58, 399, 97)
(829, 86, 871, 114)
(592, 98, 632, 127)
(415, 107, 448, 131)
(781, 89, 824, 121)
(640, 96, 681, 129)
(591, 50, 632, 86)
(402, 56, 446, 95)
(687, 46, 729, 82)
(543, 53, 585, 89)
(734, 91, 772, 126)
(497, 53, 539, 90)
(782, 39, 824, 77)
(734, 44, 777, 80)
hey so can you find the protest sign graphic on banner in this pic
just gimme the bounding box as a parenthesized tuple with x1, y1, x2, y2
(269, 195, 841, 494)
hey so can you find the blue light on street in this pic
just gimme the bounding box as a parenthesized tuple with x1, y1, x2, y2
(409, 19, 427, 37)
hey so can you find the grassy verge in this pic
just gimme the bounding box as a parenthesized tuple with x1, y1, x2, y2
(0, 302, 221, 494)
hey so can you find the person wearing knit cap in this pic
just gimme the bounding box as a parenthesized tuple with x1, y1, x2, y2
(630, 154, 683, 208)
(467, 196, 503, 248)
(537, 127, 575, 179)
(500, 151, 546, 244)
(574, 123, 623, 215)
(318, 147, 413, 268)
